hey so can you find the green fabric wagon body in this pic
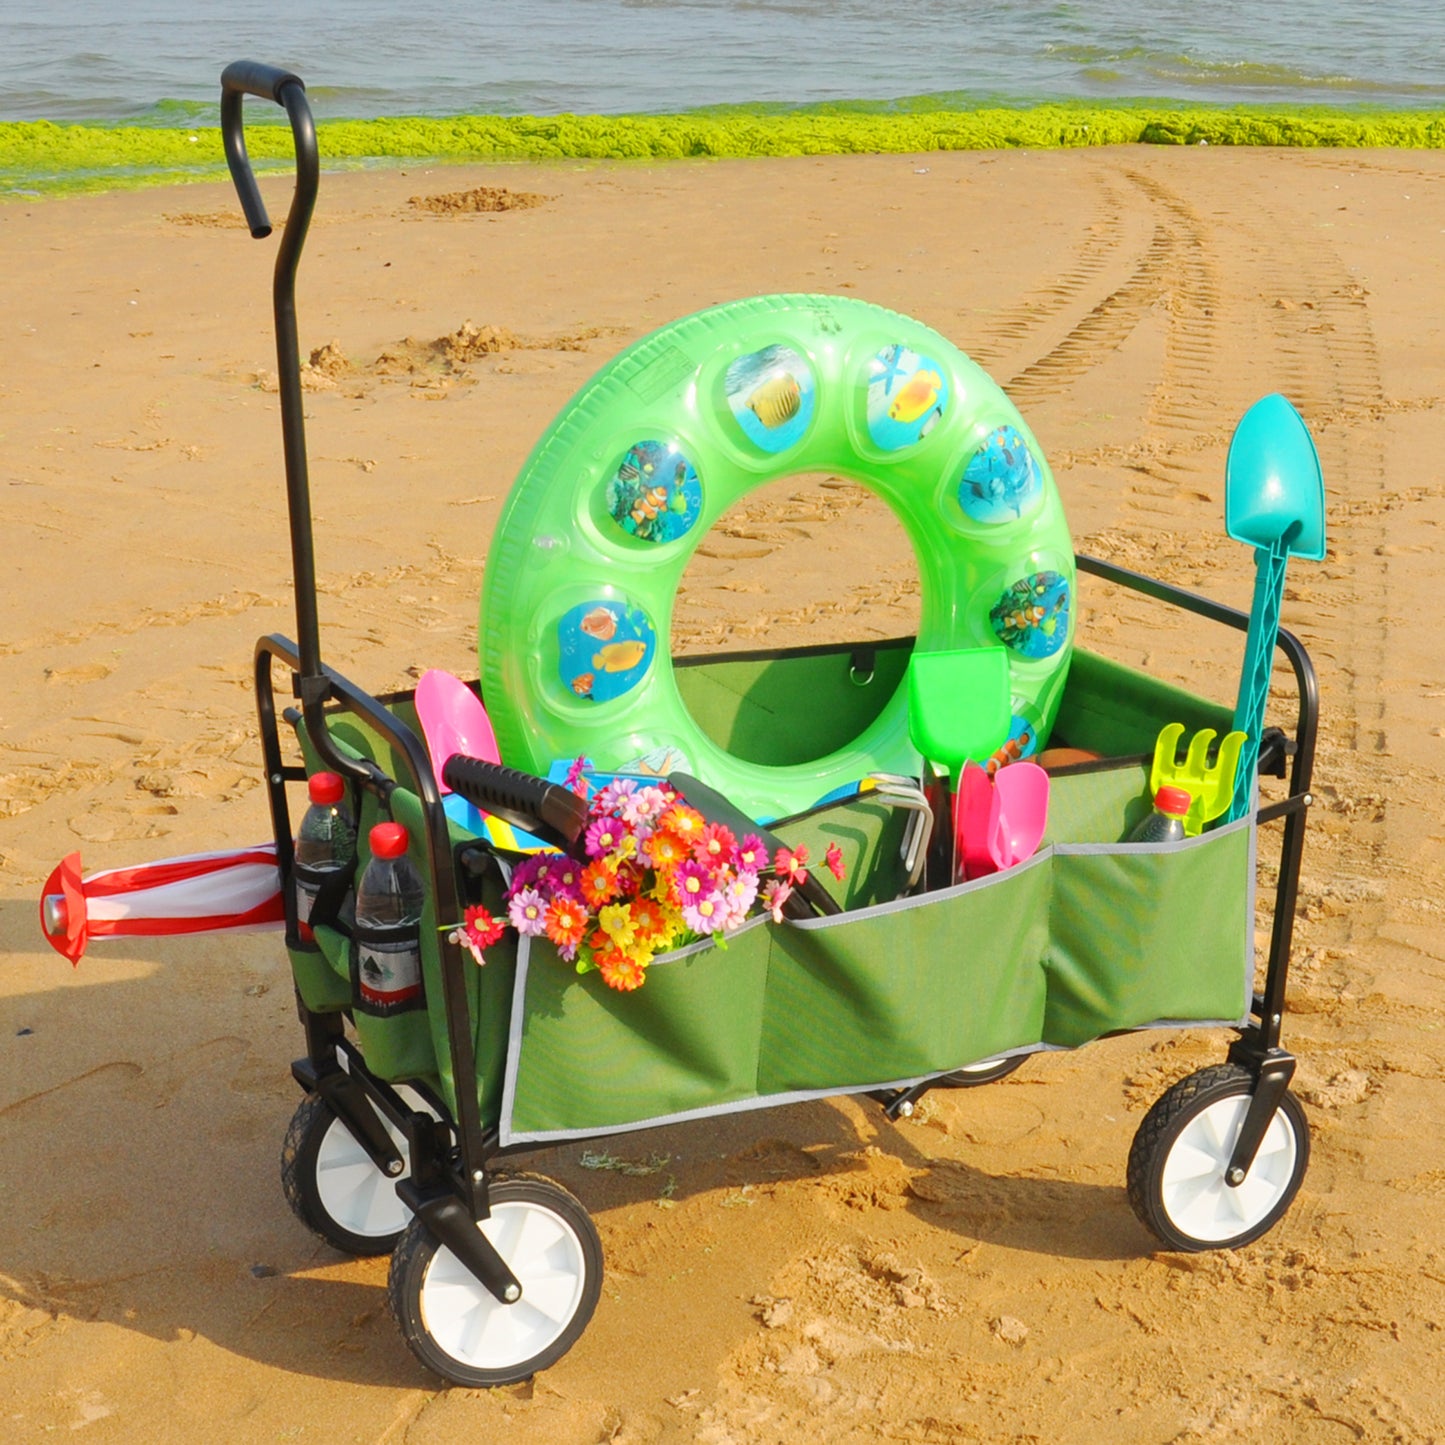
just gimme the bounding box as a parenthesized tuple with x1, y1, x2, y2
(283, 639, 1255, 1146)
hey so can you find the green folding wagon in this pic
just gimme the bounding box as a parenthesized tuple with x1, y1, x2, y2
(223, 63, 1321, 1387)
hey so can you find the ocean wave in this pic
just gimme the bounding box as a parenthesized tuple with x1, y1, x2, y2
(1046, 42, 1443, 102)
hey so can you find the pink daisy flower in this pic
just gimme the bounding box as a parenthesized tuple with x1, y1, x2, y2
(507, 887, 547, 937)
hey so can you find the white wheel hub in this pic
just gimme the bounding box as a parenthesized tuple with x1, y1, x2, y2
(313, 1086, 430, 1240)
(1160, 1093, 1298, 1243)
(419, 1200, 588, 1370)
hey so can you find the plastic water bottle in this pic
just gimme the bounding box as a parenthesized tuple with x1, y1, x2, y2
(293, 771, 356, 943)
(1128, 785, 1193, 844)
(353, 822, 426, 1015)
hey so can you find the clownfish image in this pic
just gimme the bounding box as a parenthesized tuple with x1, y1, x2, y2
(630, 485, 669, 525)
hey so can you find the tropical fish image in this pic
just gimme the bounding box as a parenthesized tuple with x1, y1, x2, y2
(613, 746, 691, 779)
(959, 425, 1043, 525)
(887, 368, 942, 424)
(579, 606, 618, 641)
(630, 485, 669, 526)
(989, 571, 1071, 659)
(557, 599, 657, 704)
(725, 345, 816, 453)
(866, 344, 950, 452)
(986, 722, 1037, 774)
(604, 440, 702, 545)
(593, 639, 649, 673)
(746, 373, 802, 429)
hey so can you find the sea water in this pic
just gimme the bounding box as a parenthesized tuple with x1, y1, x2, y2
(3, 0, 1443, 124)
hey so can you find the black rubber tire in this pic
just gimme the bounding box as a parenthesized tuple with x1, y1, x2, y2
(280, 1091, 409, 1256)
(937, 1053, 1027, 1088)
(1127, 1062, 1310, 1252)
(387, 1174, 602, 1387)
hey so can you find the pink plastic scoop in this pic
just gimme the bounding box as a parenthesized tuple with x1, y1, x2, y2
(988, 761, 1050, 870)
(414, 669, 500, 793)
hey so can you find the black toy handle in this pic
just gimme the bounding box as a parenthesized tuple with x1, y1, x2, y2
(220, 60, 311, 239)
(442, 755, 590, 851)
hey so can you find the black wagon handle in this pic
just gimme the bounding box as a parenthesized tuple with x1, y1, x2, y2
(221, 61, 355, 782)
(220, 61, 311, 238)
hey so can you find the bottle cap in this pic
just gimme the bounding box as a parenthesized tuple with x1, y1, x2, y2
(308, 771, 345, 805)
(369, 822, 410, 859)
(1154, 785, 1193, 817)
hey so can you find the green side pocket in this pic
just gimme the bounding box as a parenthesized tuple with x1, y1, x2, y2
(1044, 821, 1253, 1047)
(506, 922, 772, 1137)
(760, 857, 1051, 1093)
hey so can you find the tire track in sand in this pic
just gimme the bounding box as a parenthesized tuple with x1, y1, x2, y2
(963, 174, 1133, 375)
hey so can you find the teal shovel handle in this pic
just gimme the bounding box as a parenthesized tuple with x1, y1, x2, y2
(1228, 538, 1289, 823)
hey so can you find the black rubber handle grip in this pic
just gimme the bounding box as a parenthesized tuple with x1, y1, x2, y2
(219, 60, 309, 239)
(221, 60, 304, 105)
(442, 755, 589, 851)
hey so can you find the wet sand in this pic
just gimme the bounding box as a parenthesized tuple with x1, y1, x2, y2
(2, 147, 1444, 1442)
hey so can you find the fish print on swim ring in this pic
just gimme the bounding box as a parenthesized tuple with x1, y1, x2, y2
(724, 345, 816, 453)
(557, 600, 657, 703)
(604, 440, 702, 545)
(985, 699, 1045, 774)
(990, 570, 1071, 660)
(958, 425, 1043, 525)
(866, 344, 949, 451)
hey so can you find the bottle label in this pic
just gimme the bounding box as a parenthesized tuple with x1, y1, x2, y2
(294, 877, 319, 945)
(354, 935, 424, 1015)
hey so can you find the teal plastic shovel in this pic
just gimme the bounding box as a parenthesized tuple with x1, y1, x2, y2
(1223, 395, 1326, 823)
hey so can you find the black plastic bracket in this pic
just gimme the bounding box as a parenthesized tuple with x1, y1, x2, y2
(1255, 726, 1294, 779)
(292, 1056, 406, 1178)
(877, 1079, 935, 1120)
(1223, 1044, 1296, 1185)
(397, 1180, 524, 1305)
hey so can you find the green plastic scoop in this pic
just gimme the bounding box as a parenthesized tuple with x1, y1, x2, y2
(907, 647, 1012, 782)
(1223, 394, 1326, 823)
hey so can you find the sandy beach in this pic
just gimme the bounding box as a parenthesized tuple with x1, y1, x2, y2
(3, 145, 1444, 1442)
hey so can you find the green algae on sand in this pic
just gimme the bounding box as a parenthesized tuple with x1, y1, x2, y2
(5, 101, 1445, 197)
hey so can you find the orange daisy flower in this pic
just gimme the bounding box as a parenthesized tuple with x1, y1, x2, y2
(580, 858, 621, 909)
(597, 951, 648, 992)
(627, 894, 670, 945)
(646, 828, 688, 872)
(544, 897, 588, 953)
(658, 802, 705, 846)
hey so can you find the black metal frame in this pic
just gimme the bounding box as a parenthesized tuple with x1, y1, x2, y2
(228, 58, 1317, 1296)
(1072, 553, 1317, 1185)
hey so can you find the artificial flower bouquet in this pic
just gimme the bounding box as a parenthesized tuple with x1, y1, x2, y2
(447, 770, 842, 992)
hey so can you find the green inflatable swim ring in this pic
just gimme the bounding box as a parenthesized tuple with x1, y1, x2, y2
(480, 294, 1074, 822)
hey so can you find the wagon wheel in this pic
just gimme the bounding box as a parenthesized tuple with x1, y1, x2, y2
(281, 1090, 417, 1256)
(1127, 1063, 1310, 1252)
(938, 1053, 1027, 1088)
(388, 1174, 602, 1387)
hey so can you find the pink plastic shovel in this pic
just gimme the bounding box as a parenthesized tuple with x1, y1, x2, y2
(955, 761, 1000, 882)
(414, 669, 500, 793)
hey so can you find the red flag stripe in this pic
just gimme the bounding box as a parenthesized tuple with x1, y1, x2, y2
(88, 894, 287, 938)
(82, 846, 281, 898)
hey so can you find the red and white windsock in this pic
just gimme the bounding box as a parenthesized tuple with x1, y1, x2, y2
(39, 845, 286, 964)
